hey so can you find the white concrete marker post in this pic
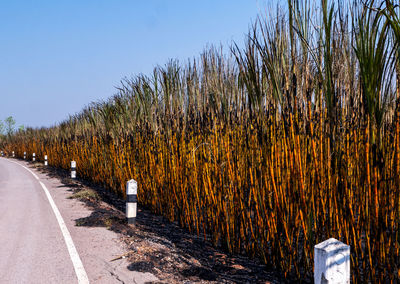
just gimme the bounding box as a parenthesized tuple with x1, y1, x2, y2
(32, 153, 36, 162)
(44, 155, 48, 166)
(71, 161, 76, 179)
(314, 238, 350, 284)
(24, 152, 26, 160)
(126, 179, 137, 225)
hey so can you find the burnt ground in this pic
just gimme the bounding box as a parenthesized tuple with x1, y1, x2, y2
(32, 162, 290, 284)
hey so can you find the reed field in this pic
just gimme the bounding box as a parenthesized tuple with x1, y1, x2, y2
(2, 0, 400, 282)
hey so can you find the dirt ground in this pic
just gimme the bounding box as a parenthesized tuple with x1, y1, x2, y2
(34, 163, 288, 284)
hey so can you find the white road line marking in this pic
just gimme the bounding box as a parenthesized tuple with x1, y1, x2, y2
(3, 158, 90, 284)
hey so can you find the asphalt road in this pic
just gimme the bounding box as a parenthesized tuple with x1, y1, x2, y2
(0, 158, 81, 283)
(0, 158, 158, 284)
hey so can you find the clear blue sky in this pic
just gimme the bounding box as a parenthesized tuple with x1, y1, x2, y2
(0, 0, 270, 128)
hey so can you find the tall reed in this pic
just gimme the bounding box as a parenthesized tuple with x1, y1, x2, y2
(2, 0, 400, 282)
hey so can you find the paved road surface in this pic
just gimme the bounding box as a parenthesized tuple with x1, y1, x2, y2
(0, 158, 158, 284)
(0, 158, 79, 283)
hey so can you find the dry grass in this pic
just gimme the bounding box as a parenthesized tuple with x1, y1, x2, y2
(69, 189, 100, 201)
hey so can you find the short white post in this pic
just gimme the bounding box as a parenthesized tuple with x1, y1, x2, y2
(44, 155, 48, 166)
(12, 151, 15, 157)
(71, 161, 76, 179)
(0, 151, 3, 157)
(32, 153, 36, 162)
(24, 152, 26, 159)
(314, 238, 350, 284)
(126, 179, 137, 225)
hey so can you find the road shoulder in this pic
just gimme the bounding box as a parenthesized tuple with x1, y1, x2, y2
(15, 159, 159, 284)
(20, 159, 285, 284)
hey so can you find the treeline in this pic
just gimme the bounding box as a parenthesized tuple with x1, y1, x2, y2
(2, 1, 400, 282)
(0, 116, 17, 137)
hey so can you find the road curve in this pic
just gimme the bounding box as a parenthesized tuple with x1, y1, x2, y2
(0, 158, 82, 283)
